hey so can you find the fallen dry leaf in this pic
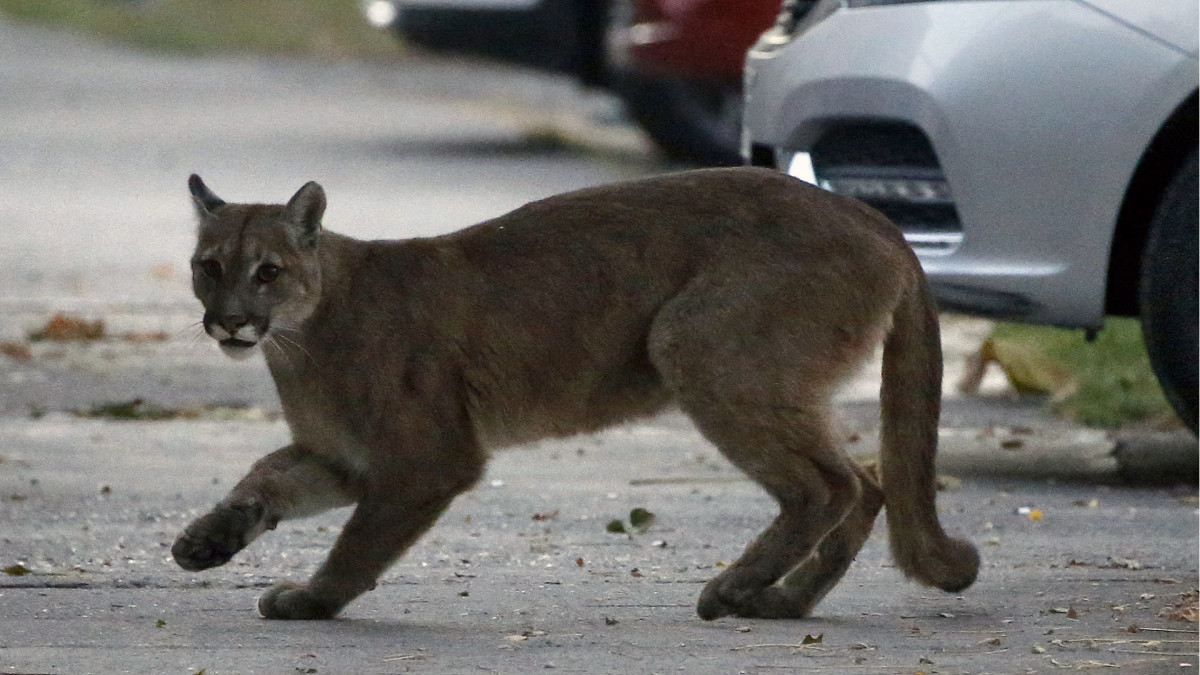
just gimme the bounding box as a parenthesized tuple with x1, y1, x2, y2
(3, 563, 30, 576)
(0, 341, 31, 361)
(1158, 591, 1199, 622)
(74, 400, 277, 422)
(29, 313, 105, 341)
(957, 337, 1077, 398)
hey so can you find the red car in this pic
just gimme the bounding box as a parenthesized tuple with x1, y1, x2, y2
(365, 0, 782, 165)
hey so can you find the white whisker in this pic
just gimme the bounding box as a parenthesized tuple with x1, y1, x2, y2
(263, 335, 295, 370)
(171, 320, 206, 342)
(271, 329, 317, 367)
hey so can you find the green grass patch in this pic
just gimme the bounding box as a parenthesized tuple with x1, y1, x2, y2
(990, 317, 1176, 429)
(0, 0, 401, 59)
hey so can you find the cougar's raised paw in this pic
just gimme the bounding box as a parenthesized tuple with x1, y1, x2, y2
(171, 531, 238, 571)
(171, 502, 263, 571)
(258, 582, 338, 620)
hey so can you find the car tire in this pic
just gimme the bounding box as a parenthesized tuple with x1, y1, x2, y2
(610, 72, 743, 166)
(1139, 150, 1199, 433)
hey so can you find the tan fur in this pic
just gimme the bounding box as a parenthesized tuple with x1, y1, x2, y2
(172, 167, 978, 620)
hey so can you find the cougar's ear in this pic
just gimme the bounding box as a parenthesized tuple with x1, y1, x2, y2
(188, 174, 225, 220)
(284, 181, 325, 247)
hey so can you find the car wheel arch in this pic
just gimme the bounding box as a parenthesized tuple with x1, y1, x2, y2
(1104, 91, 1198, 317)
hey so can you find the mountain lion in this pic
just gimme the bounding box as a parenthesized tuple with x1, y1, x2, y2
(173, 167, 978, 620)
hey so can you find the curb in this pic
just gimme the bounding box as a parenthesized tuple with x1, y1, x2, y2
(932, 428, 1198, 485)
(1113, 431, 1200, 484)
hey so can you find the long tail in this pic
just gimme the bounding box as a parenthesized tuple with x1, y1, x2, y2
(879, 275, 979, 593)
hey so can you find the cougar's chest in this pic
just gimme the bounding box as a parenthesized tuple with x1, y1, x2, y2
(267, 352, 373, 473)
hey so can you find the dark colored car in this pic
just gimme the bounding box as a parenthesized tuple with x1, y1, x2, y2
(363, 0, 780, 165)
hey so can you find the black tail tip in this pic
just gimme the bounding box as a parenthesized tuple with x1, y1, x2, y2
(935, 538, 980, 593)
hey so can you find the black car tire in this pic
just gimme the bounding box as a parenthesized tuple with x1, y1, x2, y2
(610, 72, 743, 166)
(1139, 150, 1199, 433)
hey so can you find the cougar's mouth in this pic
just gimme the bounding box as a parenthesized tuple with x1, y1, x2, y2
(218, 337, 258, 360)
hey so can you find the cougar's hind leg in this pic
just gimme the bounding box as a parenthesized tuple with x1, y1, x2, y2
(686, 403, 862, 619)
(648, 276, 868, 620)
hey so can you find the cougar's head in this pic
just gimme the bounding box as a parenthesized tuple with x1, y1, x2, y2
(187, 175, 325, 360)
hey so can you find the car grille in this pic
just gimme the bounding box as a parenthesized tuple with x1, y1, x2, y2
(809, 122, 962, 253)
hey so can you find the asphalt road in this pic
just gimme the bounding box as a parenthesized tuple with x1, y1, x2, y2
(0, 16, 1196, 675)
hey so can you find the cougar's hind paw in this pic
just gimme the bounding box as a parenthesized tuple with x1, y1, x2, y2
(698, 569, 819, 620)
(697, 568, 771, 620)
(258, 582, 339, 620)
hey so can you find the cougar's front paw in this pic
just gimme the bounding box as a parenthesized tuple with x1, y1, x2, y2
(172, 502, 264, 571)
(258, 582, 339, 620)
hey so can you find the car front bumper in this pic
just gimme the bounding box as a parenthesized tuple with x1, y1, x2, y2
(743, 0, 1197, 328)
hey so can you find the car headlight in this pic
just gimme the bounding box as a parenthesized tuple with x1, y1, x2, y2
(363, 0, 399, 30)
(754, 0, 828, 52)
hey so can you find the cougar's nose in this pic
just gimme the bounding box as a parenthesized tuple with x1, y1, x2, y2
(219, 315, 249, 334)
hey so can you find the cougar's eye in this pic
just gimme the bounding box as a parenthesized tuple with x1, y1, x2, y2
(255, 263, 281, 284)
(198, 259, 222, 280)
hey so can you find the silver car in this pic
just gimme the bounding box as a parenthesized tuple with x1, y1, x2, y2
(742, 0, 1198, 430)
